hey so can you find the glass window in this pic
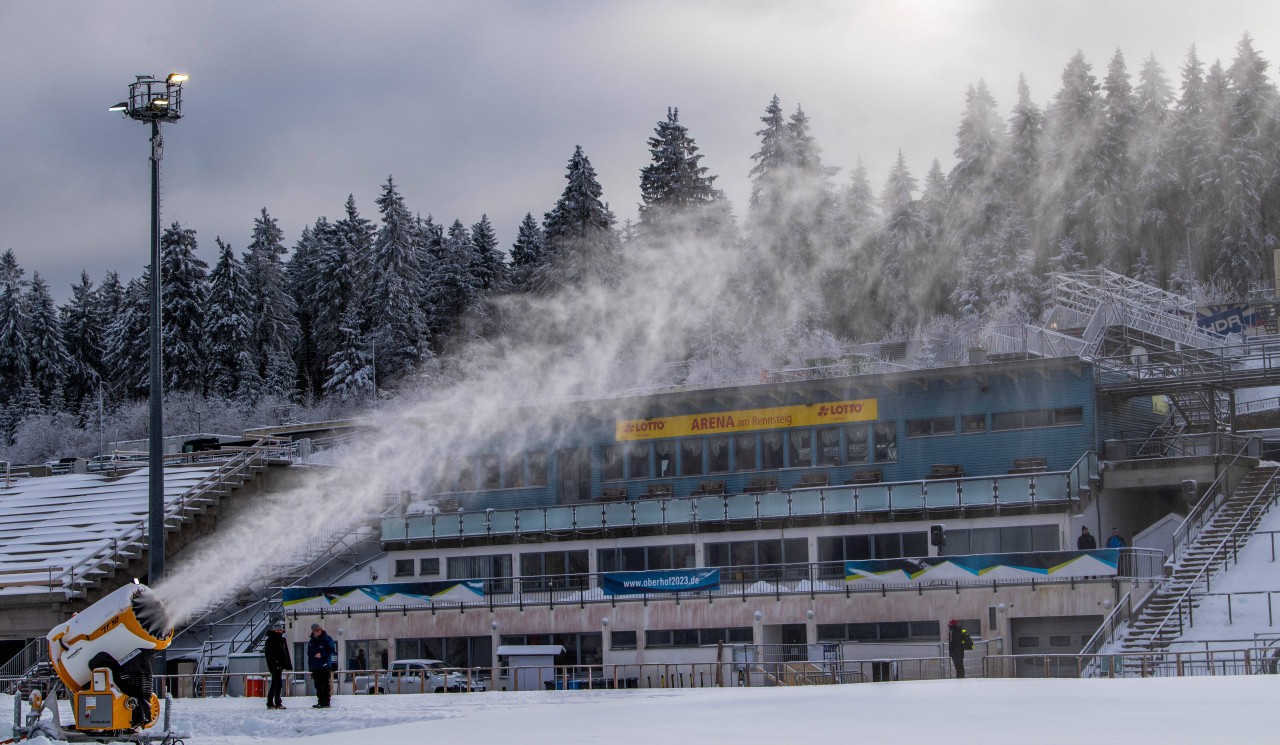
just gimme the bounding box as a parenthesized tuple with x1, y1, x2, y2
(1031, 524, 1059, 551)
(610, 631, 637, 649)
(874, 422, 897, 462)
(447, 554, 512, 593)
(845, 535, 872, 561)
(879, 622, 911, 641)
(816, 427, 841, 466)
(874, 533, 902, 559)
(789, 430, 812, 467)
(844, 425, 869, 464)
(992, 411, 1022, 431)
(727, 628, 753, 643)
(480, 455, 500, 489)
(502, 454, 525, 488)
(848, 623, 878, 641)
(527, 452, 548, 486)
(733, 434, 756, 471)
(970, 528, 1000, 554)
(1055, 407, 1084, 425)
(783, 538, 809, 564)
(628, 443, 651, 479)
(708, 436, 730, 473)
(394, 559, 413, 576)
(681, 439, 705, 476)
(602, 444, 625, 482)
(910, 621, 941, 640)
(1050, 635, 1072, 647)
(1000, 526, 1032, 553)
(1018, 637, 1039, 649)
(418, 558, 440, 575)
(907, 416, 955, 437)
(1023, 409, 1053, 428)
(902, 531, 929, 558)
(943, 530, 971, 556)
(654, 441, 676, 478)
(761, 432, 784, 469)
(961, 414, 986, 433)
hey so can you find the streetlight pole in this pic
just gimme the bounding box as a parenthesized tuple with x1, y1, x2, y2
(109, 75, 187, 675)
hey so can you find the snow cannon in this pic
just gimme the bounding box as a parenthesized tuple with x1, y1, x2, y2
(46, 582, 174, 732)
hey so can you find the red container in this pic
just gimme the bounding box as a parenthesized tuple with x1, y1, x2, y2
(245, 676, 266, 697)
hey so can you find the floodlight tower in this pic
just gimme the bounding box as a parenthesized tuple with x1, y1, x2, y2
(108, 73, 187, 612)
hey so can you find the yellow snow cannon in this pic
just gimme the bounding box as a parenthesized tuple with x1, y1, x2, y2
(46, 581, 174, 733)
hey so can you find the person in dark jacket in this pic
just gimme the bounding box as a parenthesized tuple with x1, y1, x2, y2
(1077, 526, 1097, 550)
(263, 621, 292, 710)
(947, 620, 972, 679)
(306, 623, 336, 708)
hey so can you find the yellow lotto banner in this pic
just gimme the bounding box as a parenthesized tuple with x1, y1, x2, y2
(616, 399, 878, 441)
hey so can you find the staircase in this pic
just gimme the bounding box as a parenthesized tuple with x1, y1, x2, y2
(1118, 466, 1278, 655)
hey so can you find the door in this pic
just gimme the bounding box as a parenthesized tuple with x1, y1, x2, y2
(1010, 615, 1103, 678)
(557, 448, 592, 503)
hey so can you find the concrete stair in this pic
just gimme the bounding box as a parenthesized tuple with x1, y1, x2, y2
(1117, 466, 1278, 657)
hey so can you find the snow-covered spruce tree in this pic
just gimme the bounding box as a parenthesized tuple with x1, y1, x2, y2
(744, 97, 835, 340)
(637, 107, 725, 242)
(103, 276, 149, 399)
(244, 208, 299, 399)
(423, 220, 481, 346)
(1096, 48, 1138, 272)
(287, 219, 327, 400)
(1213, 34, 1278, 293)
(824, 159, 879, 338)
(0, 250, 31, 406)
(366, 177, 426, 384)
(1131, 53, 1178, 283)
(1041, 51, 1103, 271)
(205, 237, 259, 399)
(60, 271, 104, 412)
(532, 145, 622, 294)
(507, 212, 547, 293)
(23, 273, 70, 410)
(869, 151, 928, 333)
(322, 306, 374, 401)
(1170, 46, 1221, 285)
(469, 213, 506, 293)
(1005, 74, 1044, 224)
(311, 198, 373, 385)
(159, 222, 208, 393)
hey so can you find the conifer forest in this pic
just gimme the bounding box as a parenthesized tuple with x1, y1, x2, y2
(2, 36, 1278, 462)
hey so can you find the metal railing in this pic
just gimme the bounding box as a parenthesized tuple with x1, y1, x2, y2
(1167, 437, 1266, 567)
(50, 439, 293, 597)
(1104, 432, 1257, 462)
(385, 454, 1096, 544)
(1145, 473, 1280, 645)
(286, 550, 1159, 617)
(986, 647, 1279, 678)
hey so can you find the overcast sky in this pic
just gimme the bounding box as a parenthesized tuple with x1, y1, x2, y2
(2, 0, 1278, 300)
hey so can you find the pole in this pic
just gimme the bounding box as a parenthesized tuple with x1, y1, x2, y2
(147, 118, 166, 675)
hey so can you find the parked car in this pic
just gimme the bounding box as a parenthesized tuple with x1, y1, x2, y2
(353, 659, 486, 694)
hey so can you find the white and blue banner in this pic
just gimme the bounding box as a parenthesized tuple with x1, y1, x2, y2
(601, 568, 721, 596)
(281, 580, 485, 609)
(844, 549, 1119, 585)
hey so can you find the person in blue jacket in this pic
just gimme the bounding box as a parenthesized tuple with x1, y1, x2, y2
(306, 622, 336, 708)
(1106, 528, 1127, 548)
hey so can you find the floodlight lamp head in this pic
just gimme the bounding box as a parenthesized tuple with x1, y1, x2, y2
(109, 101, 128, 112)
(167, 73, 189, 84)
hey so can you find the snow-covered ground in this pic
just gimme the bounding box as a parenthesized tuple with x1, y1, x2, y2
(7, 677, 1279, 745)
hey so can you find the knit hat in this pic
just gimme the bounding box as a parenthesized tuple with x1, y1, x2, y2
(311, 623, 321, 632)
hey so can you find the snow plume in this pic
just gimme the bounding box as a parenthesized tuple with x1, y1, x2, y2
(156, 208, 833, 622)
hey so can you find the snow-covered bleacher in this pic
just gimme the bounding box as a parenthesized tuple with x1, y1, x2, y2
(0, 452, 270, 599)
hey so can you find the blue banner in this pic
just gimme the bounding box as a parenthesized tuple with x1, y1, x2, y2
(601, 568, 721, 596)
(281, 580, 485, 609)
(844, 549, 1119, 584)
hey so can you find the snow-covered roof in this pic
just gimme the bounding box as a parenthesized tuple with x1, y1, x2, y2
(0, 466, 223, 597)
